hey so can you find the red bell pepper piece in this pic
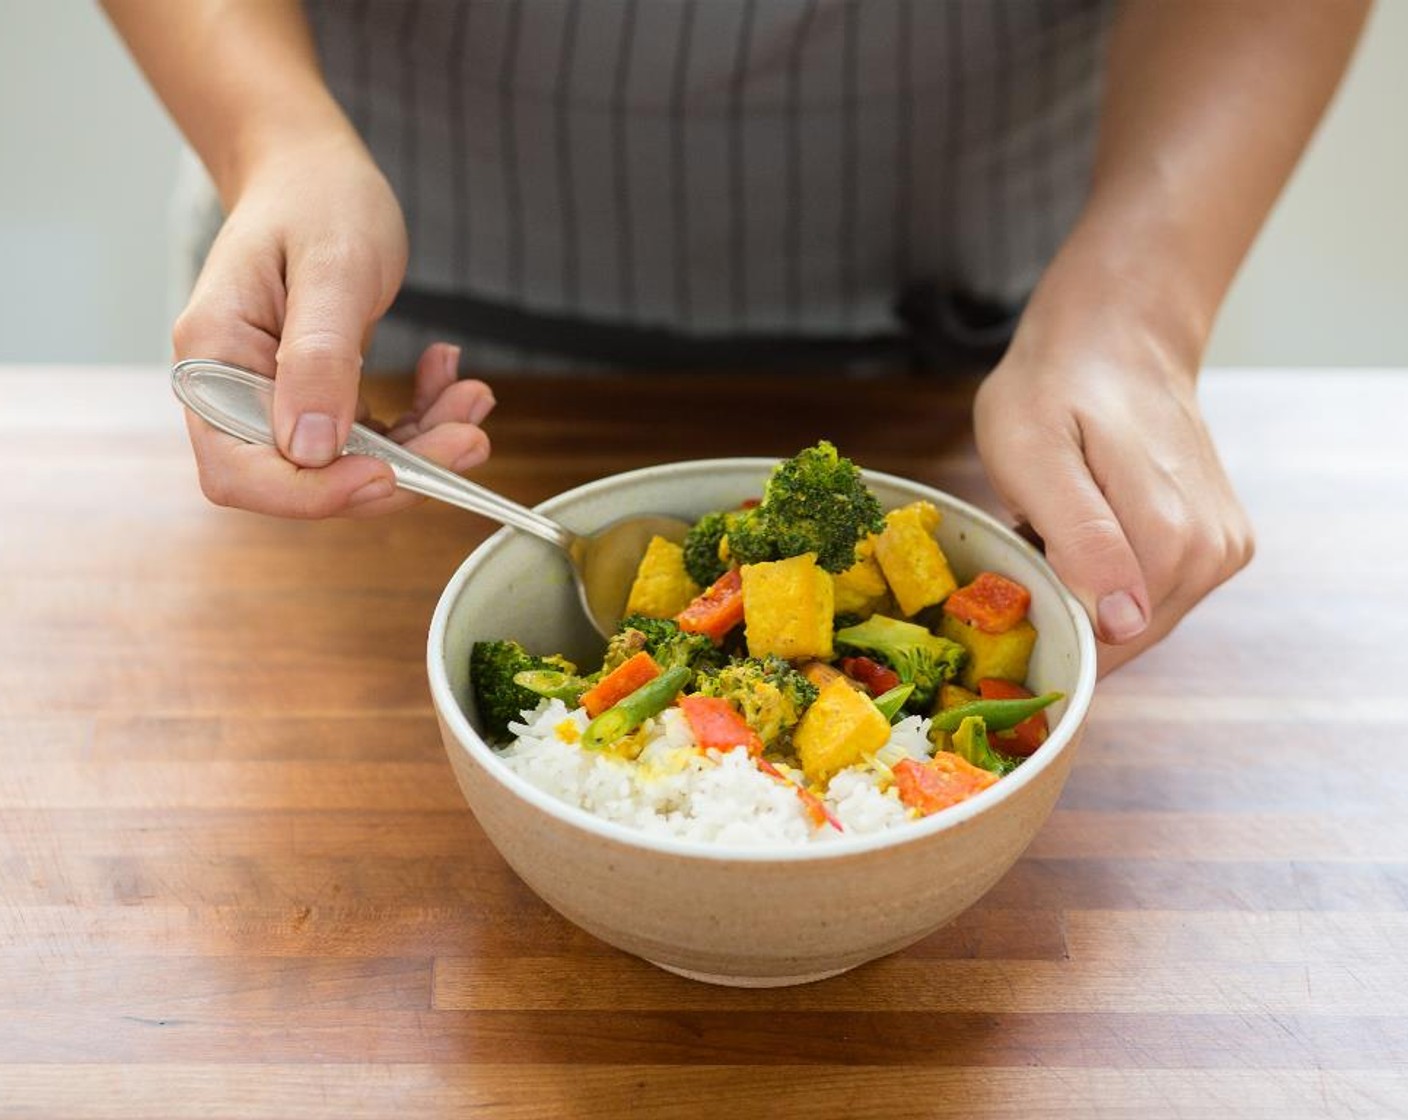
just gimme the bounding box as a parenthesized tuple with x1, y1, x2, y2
(942, 571, 1032, 634)
(976, 678, 1049, 756)
(675, 567, 745, 644)
(678, 694, 764, 756)
(892, 755, 998, 817)
(839, 655, 902, 697)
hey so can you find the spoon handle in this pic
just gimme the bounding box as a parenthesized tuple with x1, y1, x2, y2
(171, 358, 576, 549)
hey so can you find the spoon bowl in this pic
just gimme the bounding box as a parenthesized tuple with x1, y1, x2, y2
(171, 358, 691, 637)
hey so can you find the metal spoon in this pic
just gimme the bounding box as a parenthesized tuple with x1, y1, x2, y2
(171, 358, 691, 638)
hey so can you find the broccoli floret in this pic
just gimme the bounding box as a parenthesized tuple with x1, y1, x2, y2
(944, 715, 1022, 776)
(683, 507, 776, 583)
(470, 639, 578, 741)
(610, 614, 726, 679)
(600, 625, 648, 674)
(834, 614, 966, 713)
(695, 655, 819, 748)
(732, 441, 884, 574)
(720, 507, 777, 568)
(682, 511, 731, 586)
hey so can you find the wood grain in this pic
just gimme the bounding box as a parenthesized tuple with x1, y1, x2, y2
(1, 366, 1406, 1119)
(4, 1065, 1406, 1120)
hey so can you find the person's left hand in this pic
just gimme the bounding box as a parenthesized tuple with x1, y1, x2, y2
(972, 307, 1254, 677)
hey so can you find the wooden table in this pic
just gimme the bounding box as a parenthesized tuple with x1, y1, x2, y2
(2, 366, 1405, 1119)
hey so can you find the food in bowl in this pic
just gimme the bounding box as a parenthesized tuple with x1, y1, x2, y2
(432, 454, 1095, 985)
(468, 442, 1063, 848)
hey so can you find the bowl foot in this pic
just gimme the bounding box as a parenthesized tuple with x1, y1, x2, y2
(646, 958, 856, 988)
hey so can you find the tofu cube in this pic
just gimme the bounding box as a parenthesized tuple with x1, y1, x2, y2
(624, 536, 702, 619)
(741, 553, 834, 660)
(795, 677, 893, 786)
(830, 536, 891, 618)
(874, 501, 958, 617)
(938, 613, 1038, 690)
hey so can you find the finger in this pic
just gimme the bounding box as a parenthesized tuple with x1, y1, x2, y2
(172, 235, 371, 516)
(1095, 501, 1257, 679)
(997, 439, 1151, 647)
(410, 342, 462, 415)
(1094, 560, 1215, 677)
(394, 342, 495, 434)
(185, 411, 395, 518)
(343, 421, 492, 518)
(388, 378, 497, 443)
(273, 244, 382, 468)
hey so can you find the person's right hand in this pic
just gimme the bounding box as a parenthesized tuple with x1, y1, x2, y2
(173, 131, 493, 518)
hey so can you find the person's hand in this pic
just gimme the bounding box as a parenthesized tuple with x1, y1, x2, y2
(972, 309, 1254, 677)
(173, 131, 493, 517)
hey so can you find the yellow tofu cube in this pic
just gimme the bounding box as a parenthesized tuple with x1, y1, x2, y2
(795, 677, 893, 786)
(624, 536, 701, 619)
(741, 553, 835, 661)
(830, 535, 891, 618)
(874, 501, 958, 617)
(939, 613, 1038, 690)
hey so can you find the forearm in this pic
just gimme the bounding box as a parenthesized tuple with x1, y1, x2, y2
(1033, 0, 1370, 362)
(100, 0, 357, 206)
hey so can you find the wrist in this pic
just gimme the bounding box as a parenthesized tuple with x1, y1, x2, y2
(217, 94, 364, 207)
(1017, 205, 1216, 381)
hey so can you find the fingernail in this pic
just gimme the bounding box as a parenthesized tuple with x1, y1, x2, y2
(468, 393, 496, 426)
(442, 344, 462, 380)
(289, 412, 338, 466)
(1097, 591, 1148, 643)
(349, 477, 395, 505)
(452, 446, 485, 474)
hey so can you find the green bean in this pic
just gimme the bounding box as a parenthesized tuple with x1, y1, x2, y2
(873, 683, 916, 722)
(513, 669, 590, 706)
(581, 665, 692, 751)
(929, 691, 1063, 733)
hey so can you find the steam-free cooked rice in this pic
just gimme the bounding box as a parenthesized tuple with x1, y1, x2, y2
(498, 700, 932, 846)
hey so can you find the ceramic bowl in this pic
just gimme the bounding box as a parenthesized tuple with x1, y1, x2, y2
(428, 459, 1097, 987)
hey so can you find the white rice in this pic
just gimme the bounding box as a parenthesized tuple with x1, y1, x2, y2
(497, 699, 931, 847)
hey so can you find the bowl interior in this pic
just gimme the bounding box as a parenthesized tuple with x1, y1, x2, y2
(429, 458, 1096, 855)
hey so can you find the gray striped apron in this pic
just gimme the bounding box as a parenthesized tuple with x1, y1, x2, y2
(188, 0, 1114, 373)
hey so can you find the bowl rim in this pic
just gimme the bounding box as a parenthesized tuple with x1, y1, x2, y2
(427, 456, 1098, 864)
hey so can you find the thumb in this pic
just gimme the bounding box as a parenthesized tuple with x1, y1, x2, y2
(272, 247, 381, 468)
(996, 443, 1151, 646)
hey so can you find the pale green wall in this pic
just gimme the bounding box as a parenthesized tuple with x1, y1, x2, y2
(1204, 0, 1408, 367)
(0, 2, 182, 363)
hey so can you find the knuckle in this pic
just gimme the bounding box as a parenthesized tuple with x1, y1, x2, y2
(1143, 500, 1196, 546)
(171, 306, 215, 358)
(1228, 512, 1257, 571)
(1236, 525, 1257, 570)
(276, 329, 363, 376)
(1062, 515, 1129, 562)
(195, 463, 236, 509)
(1181, 525, 1251, 594)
